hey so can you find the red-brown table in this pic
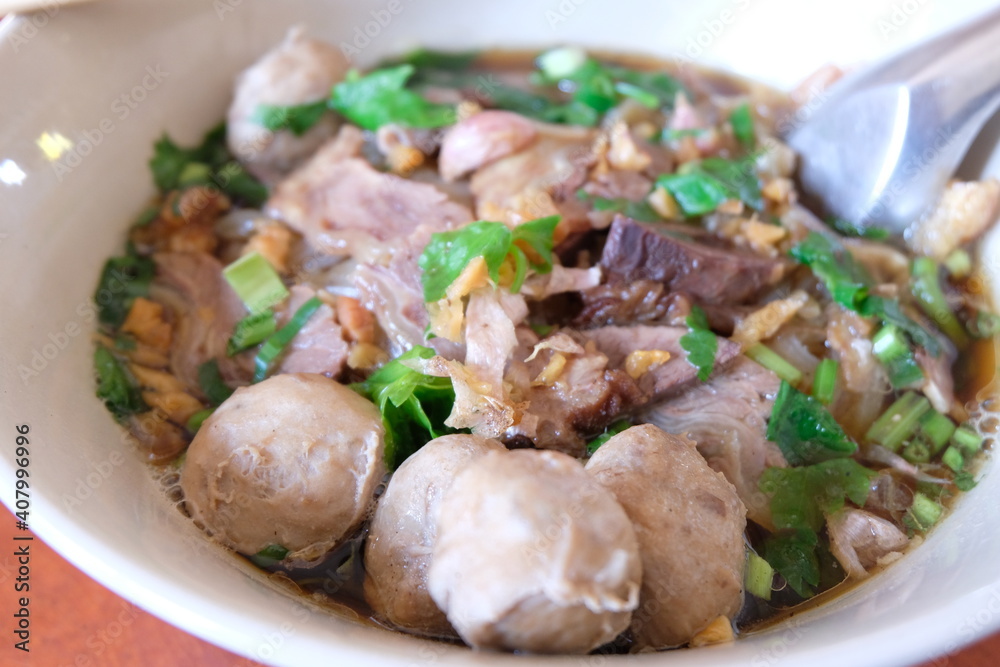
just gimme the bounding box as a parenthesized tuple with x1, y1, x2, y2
(2, 507, 996, 666)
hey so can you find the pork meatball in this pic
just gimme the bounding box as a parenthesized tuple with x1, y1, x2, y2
(180, 373, 385, 561)
(428, 449, 641, 654)
(364, 434, 504, 638)
(227, 27, 349, 184)
(586, 424, 746, 649)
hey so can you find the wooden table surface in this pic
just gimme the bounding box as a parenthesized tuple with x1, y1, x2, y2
(1, 506, 997, 667)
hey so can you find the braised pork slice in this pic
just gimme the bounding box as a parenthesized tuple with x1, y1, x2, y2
(642, 356, 785, 529)
(227, 27, 348, 184)
(150, 252, 250, 391)
(428, 448, 641, 653)
(364, 434, 504, 638)
(267, 126, 473, 255)
(599, 216, 788, 305)
(586, 425, 746, 649)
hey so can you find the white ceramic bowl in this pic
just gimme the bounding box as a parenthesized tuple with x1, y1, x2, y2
(3, 0, 1000, 665)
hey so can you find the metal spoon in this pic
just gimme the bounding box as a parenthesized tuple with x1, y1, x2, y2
(786, 6, 1000, 234)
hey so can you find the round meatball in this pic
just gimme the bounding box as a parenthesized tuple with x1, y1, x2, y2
(363, 434, 504, 638)
(180, 373, 385, 561)
(428, 449, 641, 654)
(227, 27, 349, 184)
(585, 424, 746, 649)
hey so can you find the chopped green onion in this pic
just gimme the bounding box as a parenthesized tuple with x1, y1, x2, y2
(968, 311, 1000, 339)
(536, 46, 588, 79)
(942, 445, 965, 472)
(730, 103, 755, 148)
(943, 249, 972, 278)
(910, 257, 968, 348)
(223, 251, 289, 315)
(826, 217, 890, 240)
(250, 543, 289, 568)
(253, 296, 323, 383)
(227, 310, 277, 356)
(186, 407, 215, 433)
(746, 343, 803, 385)
(903, 492, 944, 533)
(952, 426, 984, 458)
(954, 471, 977, 491)
(197, 359, 234, 406)
(902, 439, 931, 464)
(745, 551, 773, 601)
(865, 392, 931, 452)
(918, 410, 956, 454)
(812, 358, 839, 405)
(662, 127, 707, 142)
(872, 325, 924, 388)
(614, 81, 660, 108)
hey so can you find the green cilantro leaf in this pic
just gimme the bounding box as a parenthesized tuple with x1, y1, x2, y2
(767, 380, 857, 466)
(763, 529, 820, 598)
(149, 123, 267, 206)
(93, 245, 156, 329)
(94, 345, 148, 422)
(418, 217, 560, 302)
(252, 100, 329, 136)
(760, 458, 875, 533)
(330, 65, 456, 131)
(680, 306, 717, 381)
(350, 346, 460, 470)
